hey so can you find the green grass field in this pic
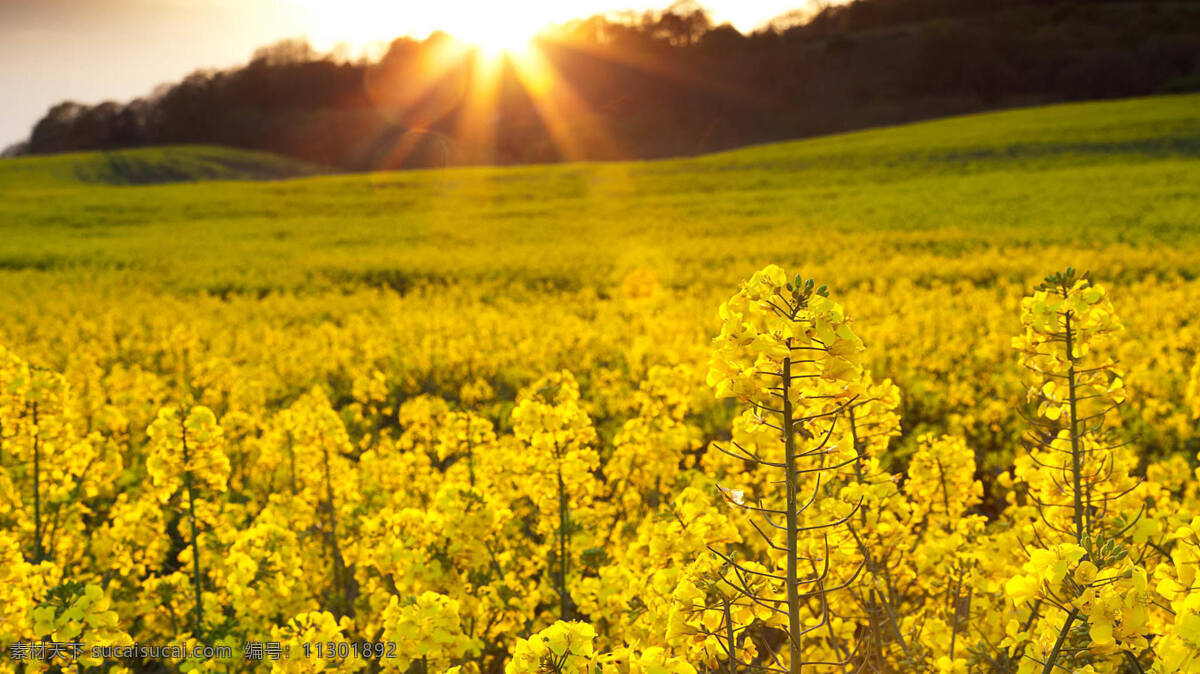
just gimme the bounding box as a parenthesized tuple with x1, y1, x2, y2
(2, 93, 1199, 296)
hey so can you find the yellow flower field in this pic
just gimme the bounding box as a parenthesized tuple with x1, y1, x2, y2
(2, 95, 1200, 672)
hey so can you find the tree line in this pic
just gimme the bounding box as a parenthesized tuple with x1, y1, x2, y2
(8, 0, 1200, 169)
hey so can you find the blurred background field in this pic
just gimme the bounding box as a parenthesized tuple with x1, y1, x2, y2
(2, 92, 1199, 482)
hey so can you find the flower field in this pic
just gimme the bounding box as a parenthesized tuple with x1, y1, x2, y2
(2, 94, 1200, 672)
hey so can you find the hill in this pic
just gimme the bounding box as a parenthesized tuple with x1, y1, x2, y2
(13, 0, 1200, 170)
(1, 93, 1198, 291)
(0, 145, 321, 189)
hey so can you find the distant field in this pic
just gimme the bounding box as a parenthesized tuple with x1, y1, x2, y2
(3, 93, 1200, 672)
(2, 93, 1199, 451)
(2, 94, 1199, 292)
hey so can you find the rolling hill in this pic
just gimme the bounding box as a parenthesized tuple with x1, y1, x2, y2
(0, 93, 1198, 294)
(0, 145, 322, 189)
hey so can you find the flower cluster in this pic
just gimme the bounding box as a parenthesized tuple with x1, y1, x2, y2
(381, 592, 478, 670)
(2, 263, 1200, 674)
(146, 405, 229, 502)
(507, 621, 597, 674)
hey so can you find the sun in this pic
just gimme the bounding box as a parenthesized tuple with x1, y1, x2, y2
(450, 12, 542, 57)
(293, 0, 623, 168)
(293, 0, 542, 57)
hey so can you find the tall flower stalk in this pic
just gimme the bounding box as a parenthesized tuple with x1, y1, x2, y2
(704, 265, 868, 673)
(511, 371, 600, 621)
(147, 405, 228, 638)
(1006, 269, 1147, 673)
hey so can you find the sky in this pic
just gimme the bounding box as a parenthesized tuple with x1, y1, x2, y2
(0, 0, 811, 149)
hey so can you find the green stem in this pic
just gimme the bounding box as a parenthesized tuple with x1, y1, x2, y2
(948, 570, 964, 660)
(321, 442, 349, 617)
(31, 403, 42, 563)
(181, 416, 204, 637)
(782, 355, 803, 674)
(847, 523, 911, 659)
(1041, 609, 1078, 674)
(723, 595, 737, 674)
(1064, 311, 1086, 545)
(556, 463, 571, 620)
(935, 459, 952, 519)
(1044, 309, 1090, 674)
(848, 408, 884, 668)
(810, 558, 848, 672)
(1122, 649, 1147, 674)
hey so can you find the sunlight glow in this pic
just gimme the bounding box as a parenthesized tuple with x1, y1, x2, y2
(508, 46, 624, 161)
(452, 16, 542, 57)
(291, 0, 805, 55)
(293, 0, 557, 56)
(292, 0, 644, 169)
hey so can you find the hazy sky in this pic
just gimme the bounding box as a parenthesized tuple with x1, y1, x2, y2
(0, 0, 809, 149)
